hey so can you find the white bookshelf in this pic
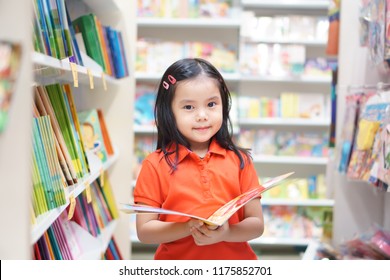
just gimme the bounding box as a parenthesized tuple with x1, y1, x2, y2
(0, 0, 136, 259)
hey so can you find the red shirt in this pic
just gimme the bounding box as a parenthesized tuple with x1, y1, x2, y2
(133, 138, 260, 260)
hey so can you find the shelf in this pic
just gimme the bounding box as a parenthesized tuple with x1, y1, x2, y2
(253, 155, 328, 165)
(238, 118, 330, 127)
(72, 220, 117, 260)
(240, 75, 331, 84)
(241, 0, 330, 10)
(32, 52, 119, 87)
(134, 125, 156, 134)
(241, 38, 327, 46)
(137, 17, 241, 28)
(261, 198, 334, 207)
(250, 237, 312, 246)
(135, 72, 241, 82)
(136, 72, 330, 84)
(31, 151, 119, 244)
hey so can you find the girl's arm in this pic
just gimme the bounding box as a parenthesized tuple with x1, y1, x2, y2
(190, 198, 264, 245)
(136, 212, 203, 244)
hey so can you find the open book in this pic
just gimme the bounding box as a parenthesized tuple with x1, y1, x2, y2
(121, 172, 294, 227)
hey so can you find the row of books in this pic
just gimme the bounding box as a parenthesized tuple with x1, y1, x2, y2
(32, 83, 114, 217)
(135, 82, 328, 127)
(238, 93, 327, 119)
(336, 87, 390, 191)
(0, 41, 21, 133)
(73, 13, 129, 78)
(237, 129, 329, 158)
(136, 41, 333, 79)
(137, 0, 236, 19)
(32, 0, 129, 78)
(240, 43, 333, 78)
(70, 176, 119, 238)
(33, 177, 122, 260)
(136, 38, 237, 74)
(261, 174, 327, 200)
(241, 12, 329, 42)
(262, 206, 333, 240)
(32, 0, 74, 60)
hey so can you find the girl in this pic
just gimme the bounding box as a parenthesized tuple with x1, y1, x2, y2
(133, 58, 264, 260)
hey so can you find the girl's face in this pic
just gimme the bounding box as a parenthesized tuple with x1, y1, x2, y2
(171, 76, 223, 154)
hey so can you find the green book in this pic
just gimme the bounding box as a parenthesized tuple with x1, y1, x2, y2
(32, 117, 56, 210)
(46, 84, 83, 179)
(39, 116, 66, 206)
(72, 13, 106, 71)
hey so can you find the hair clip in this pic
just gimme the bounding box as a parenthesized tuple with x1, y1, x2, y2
(162, 75, 176, 90)
(168, 75, 176, 84)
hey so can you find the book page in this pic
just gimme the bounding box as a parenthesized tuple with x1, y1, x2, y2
(121, 172, 294, 226)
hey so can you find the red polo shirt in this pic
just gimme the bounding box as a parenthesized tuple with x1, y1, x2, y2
(133, 138, 260, 260)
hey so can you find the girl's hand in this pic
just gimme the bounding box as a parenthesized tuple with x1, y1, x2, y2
(189, 221, 229, 246)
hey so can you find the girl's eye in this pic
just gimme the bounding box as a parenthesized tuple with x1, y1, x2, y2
(208, 101, 217, 107)
(183, 105, 193, 110)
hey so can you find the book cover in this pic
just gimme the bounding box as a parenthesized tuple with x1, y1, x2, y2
(72, 14, 105, 71)
(97, 109, 114, 156)
(45, 83, 83, 179)
(34, 86, 76, 185)
(106, 27, 126, 78)
(121, 172, 294, 227)
(78, 109, 108, 163)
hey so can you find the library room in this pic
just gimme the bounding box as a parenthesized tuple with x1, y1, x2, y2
(1, 0, 389, 270)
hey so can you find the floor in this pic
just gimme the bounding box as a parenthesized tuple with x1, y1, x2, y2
(130, 243, 305, 260)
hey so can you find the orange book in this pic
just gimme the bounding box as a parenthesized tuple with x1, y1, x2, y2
(43, 232, 55, 259)
(94, 16, 112, 76)
(97, 109, 114, 156)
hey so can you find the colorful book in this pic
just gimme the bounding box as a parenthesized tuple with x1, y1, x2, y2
(97, 109, 114, 156)
(78, 109, 108, 163)
(72, 14, 106, 71)
(106, 27, 126, 78)
(122, 172, 294, 227)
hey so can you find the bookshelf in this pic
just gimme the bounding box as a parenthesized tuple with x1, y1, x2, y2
(238, 0, 334, 248)
(332, 0, 390, 245)
(132, 1, 334, 251)
(0, 0, 136, 259)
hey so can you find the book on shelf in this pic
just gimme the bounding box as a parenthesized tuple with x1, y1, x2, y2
(106, 26, 128, 78)
(69, 173, 119, 238)
(72, 13, 106, 72)
(96, 109, 114, 156)
(78, 108, 109, 163)
(104, 237, 123, 260)
(31, 115, 67, 214)
(121, 172, 294, 227)
(34, 85, 77, 185)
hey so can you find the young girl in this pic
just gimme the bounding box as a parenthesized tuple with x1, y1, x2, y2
(133, 58, 264, 260)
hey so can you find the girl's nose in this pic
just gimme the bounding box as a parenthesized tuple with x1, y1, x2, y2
(196, 110, 208, 121)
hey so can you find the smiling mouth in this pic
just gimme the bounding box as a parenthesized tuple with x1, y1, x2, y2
(194, 126, 210, 131)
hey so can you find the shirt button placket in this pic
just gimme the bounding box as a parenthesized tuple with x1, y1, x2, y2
(200, 160, 211, 199)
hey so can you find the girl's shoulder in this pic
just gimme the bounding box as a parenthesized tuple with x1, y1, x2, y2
(144, 149, 163, 162)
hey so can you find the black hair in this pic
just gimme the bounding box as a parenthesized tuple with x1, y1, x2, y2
(154, 57, 251, 171)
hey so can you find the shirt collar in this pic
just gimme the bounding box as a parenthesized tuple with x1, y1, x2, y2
(159, 138, 226, 164)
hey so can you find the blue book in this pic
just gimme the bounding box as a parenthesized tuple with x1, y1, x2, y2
(106, 27, 126, 78)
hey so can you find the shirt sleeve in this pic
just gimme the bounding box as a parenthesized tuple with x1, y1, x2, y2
(239, 156, 260, 194)
(133, 158, 163, 207)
